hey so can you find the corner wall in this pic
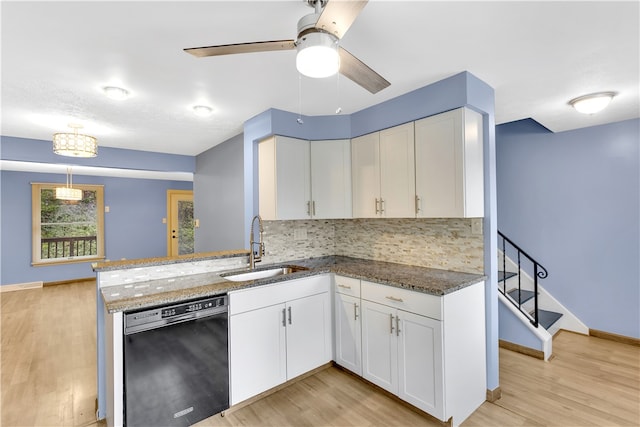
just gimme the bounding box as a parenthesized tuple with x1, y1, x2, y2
(496, 118, 640, 338)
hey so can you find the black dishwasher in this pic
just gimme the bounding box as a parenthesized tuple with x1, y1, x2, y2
(123, 295, 229, 427)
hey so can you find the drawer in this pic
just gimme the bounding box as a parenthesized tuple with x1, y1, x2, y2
(334, 275, 360, 297)
(230, 274, 330, 315)
(361, 280, 442, 320)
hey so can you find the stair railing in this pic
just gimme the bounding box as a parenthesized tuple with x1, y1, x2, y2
(498, 230, 548, 328)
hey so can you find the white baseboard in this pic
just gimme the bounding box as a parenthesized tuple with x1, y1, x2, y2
(0, 281, 43, 292)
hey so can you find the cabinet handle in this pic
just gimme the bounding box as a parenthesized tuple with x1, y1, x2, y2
(282, 308, 286, 327)
(385, 296, 404, 303)
(375, 198, 380, 214)
(396, 315, 401, 336)
(312, 201, 316, 216)
(390, 313, 394, 334)
(415, 195, 421, 215)
(380, 198, 385, 214)
(338, 284, 352, 289)
(354, 303, 359, 321)
(306, 201, 311, 217)
(288, 306, 292, 325)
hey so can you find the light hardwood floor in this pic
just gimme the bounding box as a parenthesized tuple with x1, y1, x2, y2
(1, 281, 638, 426)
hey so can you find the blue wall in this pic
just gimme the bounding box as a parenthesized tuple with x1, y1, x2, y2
(194, 133, 245, 252)
(0, 136, 194, 285)
(496, 118, 640, 338)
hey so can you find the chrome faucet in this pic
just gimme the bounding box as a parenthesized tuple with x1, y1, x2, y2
(249, 214, 265, 269)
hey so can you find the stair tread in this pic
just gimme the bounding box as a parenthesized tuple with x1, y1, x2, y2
(507, 288, 535, 304)
(498, 270, 517, 282)
(530, 308, 563, 330)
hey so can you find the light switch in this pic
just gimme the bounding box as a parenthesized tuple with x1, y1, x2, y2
(471, 218, 483, 235)
(162, 218, 167, 224)
(105, 206, 110, 213)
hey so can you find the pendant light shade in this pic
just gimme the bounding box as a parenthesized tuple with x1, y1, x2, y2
(53, 124, 98, 158)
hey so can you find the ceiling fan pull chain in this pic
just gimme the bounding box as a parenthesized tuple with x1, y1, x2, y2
(336, 60, 342, 115)
(297, 74, 304, 124)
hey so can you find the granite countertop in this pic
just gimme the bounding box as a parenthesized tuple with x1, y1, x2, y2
(92, 249, 249, 272)
(101, 256, 485, 313)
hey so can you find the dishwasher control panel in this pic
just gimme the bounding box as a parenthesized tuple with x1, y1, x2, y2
(125, 294, 228, 335)
(161, 297, 225, 318)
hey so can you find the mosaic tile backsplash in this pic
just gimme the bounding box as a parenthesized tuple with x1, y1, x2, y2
(261, 218, 484, 274)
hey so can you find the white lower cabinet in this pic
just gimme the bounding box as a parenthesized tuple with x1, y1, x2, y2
(334, 276, 362, 375)
(361, 300, 444, 419)
(360, 279, 486, 427)
(229, 275, 332, 405)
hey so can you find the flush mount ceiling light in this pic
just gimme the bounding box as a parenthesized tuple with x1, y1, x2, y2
(296, 31, 340, 78)
(103, 86, 130, 100)
(192, 105, 214, 117)
(568, 92, 616, 115)
(53, 124, 98, 157)
(56, 167, 83, 201)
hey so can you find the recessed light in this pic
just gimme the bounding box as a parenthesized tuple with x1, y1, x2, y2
(103, 86, 130, 100)
(568, 92, 616, 115)
(193, 105, 214, 117)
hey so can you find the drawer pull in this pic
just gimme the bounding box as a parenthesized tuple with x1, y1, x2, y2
(338, 284, 352, 289)
(386, 296, 404, 303)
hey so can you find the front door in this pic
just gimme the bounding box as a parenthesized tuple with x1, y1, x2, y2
(167, 190, 194, 257)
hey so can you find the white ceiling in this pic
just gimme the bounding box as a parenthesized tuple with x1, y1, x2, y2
(2, 1, 638, 156)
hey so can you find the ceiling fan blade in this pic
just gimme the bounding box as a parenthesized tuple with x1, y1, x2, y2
(338, 47, 389, 94)
(315, 0, 368, 39)
(184, 40, 296, 58)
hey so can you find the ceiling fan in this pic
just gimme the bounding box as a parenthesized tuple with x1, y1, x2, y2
(184, 0, 390, 94)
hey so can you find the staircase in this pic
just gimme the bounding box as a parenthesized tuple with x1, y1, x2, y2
(498, 231, 564, 333)
(496, 231, 592, 360)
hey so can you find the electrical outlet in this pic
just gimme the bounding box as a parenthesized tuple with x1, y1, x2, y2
(471, 218, 483, 235)
(293, 228, 307, 241)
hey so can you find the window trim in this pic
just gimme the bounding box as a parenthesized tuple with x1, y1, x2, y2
(31, 182, 105, 266)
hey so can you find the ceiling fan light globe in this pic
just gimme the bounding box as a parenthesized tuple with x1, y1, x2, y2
(296, 32, 340, 78)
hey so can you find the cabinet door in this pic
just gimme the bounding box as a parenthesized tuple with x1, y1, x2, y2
(334, 293, 362, 375)
(286, 292, 332, 379)
(310, 139, 352, 219)
(361, 300, 397, 394)
(276, 136, 311, 219)
(379, 122, 416, 218)
(229, 303, 287, 405)
(415, 108, 484, 218)
(397, 310, 444, 419)
(414, 109, 462, 218)
(258, 136, 311, 220)
(351, 132, 380, 218)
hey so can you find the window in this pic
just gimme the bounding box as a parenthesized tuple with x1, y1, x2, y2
(31, 183, 105, 265)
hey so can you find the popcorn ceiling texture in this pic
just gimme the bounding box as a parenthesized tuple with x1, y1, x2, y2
(261, 218, 484, 274)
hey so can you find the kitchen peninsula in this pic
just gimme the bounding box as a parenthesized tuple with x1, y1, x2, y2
(95, 251, 486, 427)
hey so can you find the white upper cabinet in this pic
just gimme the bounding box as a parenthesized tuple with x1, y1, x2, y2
(352, 122, 416, 218)
(414, 108, 484, 218)
(259, 136, 351, 220)
(310, 139, 352, 219)
(351, 132, 380, 218)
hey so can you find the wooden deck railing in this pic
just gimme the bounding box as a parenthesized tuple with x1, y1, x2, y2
(41, 236, 97, 259)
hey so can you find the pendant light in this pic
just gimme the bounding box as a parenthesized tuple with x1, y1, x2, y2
(56, 167, 83, 201)
(53, 124, 98, 157)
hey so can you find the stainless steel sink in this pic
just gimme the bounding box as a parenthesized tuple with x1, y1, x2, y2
(221, 266, 308, 282)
